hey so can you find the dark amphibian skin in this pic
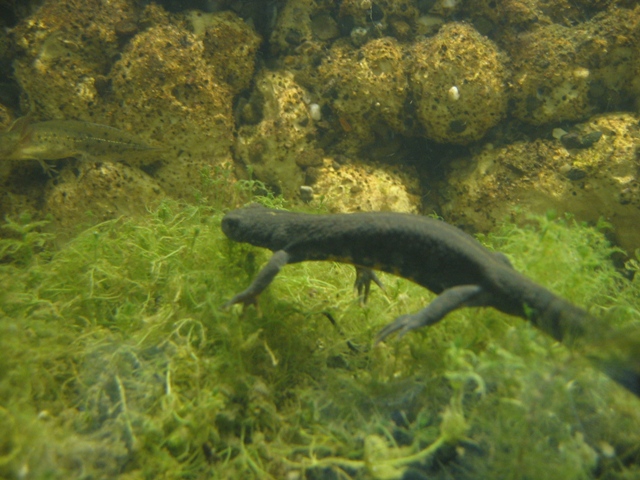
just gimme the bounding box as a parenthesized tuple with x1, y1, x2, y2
(222, 205, 640, 398)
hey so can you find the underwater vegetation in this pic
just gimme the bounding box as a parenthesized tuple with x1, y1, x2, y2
(0, 194, 639, 479)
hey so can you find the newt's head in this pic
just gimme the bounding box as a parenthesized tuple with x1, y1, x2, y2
(221, 204, 294, 251)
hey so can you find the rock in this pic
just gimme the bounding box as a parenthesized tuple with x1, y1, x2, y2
(439, 112, 640, 253)
(410, 23, 508, 144)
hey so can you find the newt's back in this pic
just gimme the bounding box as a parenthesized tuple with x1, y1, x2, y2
(222, 205, 508, 294)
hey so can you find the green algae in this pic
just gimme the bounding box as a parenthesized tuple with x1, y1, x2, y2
(0, 203, 639, 479)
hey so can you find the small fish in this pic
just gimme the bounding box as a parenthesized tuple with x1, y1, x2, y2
(0, 116, 165, 174)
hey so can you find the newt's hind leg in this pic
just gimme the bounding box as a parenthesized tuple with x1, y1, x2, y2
(376, 284, 487, 343)
(354, 267, 385, 304)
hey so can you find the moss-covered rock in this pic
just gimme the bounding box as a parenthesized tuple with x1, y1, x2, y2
(198, 10, 262, 95)
(410, 23, 508, 144)
(109, 19, 236, 198)
(339, 0, 419, 31)
(12, 0, 136, 120)
(43, 162, 164, 240)
(235, 70, 322, 197)
(439, 112, 640, 253)
(310, 157, 420, 213)
(319, 37, 409, 145)
(508, 6, 640, 125)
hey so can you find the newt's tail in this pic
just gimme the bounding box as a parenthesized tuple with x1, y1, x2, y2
(532, 293, 640, 398)
(584, 326, 640, 398)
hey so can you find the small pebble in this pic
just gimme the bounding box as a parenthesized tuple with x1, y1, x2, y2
(299, 185, 314, 203)
(552, 128, 568, 140)
(309, 103, 322, 121)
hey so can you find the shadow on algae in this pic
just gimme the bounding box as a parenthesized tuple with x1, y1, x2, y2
(0, 180, 639, 479)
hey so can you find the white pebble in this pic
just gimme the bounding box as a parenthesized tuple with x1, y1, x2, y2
(573, 67, 590, 79)
(448, 86, 460, 101)
(309, 103, 322, 121)
(552, 128, 568, 140)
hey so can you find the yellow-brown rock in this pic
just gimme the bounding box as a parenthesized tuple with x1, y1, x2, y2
(319, 37, 408, 144)
(339, 0, 419, 29)
(410, 23, 508, 144)
(101, 20, 236, 199)
(311, 157, 420, 213)
(199, 10, 262, 95)
(235, 70, 322, 197)
(43, 162, 164, 241)
(508, 6, 640, 125)
(439, 112, 640, 253)
(12, 0, 136, 120)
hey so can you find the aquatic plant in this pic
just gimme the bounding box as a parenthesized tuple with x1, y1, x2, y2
(0, 203, 638, 479)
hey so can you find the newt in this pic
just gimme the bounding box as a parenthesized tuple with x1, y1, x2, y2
(222, 205, 640, 398)
(0, 116, 164, 173)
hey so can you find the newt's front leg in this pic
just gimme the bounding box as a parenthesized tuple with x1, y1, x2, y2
(223, 250, 290, 309)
